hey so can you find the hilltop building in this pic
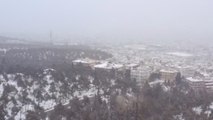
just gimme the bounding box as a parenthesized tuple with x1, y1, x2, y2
(186, 77, 213, 93)
(72, 58, 99, 68)
(160, 69, 178, 84)
(94, 62, 130, 80)
(128, 64, 151, 86)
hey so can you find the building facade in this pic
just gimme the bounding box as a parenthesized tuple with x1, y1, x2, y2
(186, 77, 213, 93)
(160, 69, 178, 84)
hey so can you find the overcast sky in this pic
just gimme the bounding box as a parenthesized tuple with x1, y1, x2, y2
(0, 0, 213, 43)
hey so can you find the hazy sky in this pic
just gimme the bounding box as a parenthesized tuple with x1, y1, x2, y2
(0, 0, 213, 43)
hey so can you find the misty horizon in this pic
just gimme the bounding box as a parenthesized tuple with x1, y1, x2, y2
(0, 0, 213, 45)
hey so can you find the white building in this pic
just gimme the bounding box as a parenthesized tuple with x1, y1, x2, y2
(186, 77, 213, 93)
(204, 80, 213, 93)
(186, 77, 205, 92)
(129, 65, 151, 86)
(160, 69, 178, 84)
(94, 62, 124, 71)
(72, 59, 99, 68)
(94, 62, 129, 80)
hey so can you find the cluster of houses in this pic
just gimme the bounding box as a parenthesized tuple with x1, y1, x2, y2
(72, 58, 213, 93)
(72, 58, 130, 80)
(72, 59, 179, 85)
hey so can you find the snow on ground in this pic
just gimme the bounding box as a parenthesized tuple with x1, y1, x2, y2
(73, 87, 98, 99)
(192, 106, 202, 115)
(44, 74, 54, 84)
(40, 99, 57, 110)
(0, 71, 106, 119)
(111, 79, 116, 86)
(7, 78, 22, 92)
(166, 52, 193, 57)
(209, 102, 213, 109)
(205, 110, 211, 117)
(0, 83, 4, 97)
(173, 114, 185, 120)
(149, 80, 164, 86)
(0, 75, 6, 81)
(94, 62, 123, 69)
(124, 44, 146, 50)
(162, 85, 171, 92)
(14, 104, 34, 120)
(0, 48, 7, 53)
(6, 101, 14, 117)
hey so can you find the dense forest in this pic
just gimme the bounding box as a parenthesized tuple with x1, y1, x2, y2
(0, 44, 111, 72)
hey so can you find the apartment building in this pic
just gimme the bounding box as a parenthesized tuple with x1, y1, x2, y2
(160, 69, 178, 84)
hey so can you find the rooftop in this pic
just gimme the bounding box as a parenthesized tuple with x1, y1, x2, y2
(94, 62, 124, 69)
(72, 58, 98, 64)
(187, 77, 203, 82)
(160, 69, 178, 73)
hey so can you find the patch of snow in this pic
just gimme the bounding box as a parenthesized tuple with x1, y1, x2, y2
(166, 52, 193, 57)
(173, 114, 185, 120)
(40, 99, 56, 110)
(186, 77, 203, 82)
(0, 48, 7, 54)
(149, 80, 164, 86)
(209, 102, 213, 109)
(193, 106, 202, 115)
(0, 84, 4, 97)
(94, 62, 123, 69)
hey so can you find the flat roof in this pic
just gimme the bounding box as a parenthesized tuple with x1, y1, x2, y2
(187, 77, 203, 82)
(72, 59, 97, 64)
(94, 62, 124, 69)
(160, 69, 178, 73)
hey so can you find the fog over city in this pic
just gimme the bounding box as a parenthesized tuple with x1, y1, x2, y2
(1, 1, 213, 120)
(0, 0, 213, 45)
